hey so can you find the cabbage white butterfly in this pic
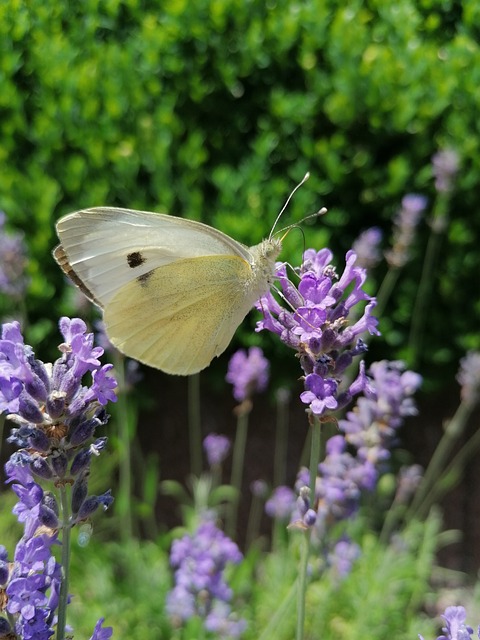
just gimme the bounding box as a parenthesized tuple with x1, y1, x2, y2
(53, 176, 314, 375)
(53, 207, 284, 375)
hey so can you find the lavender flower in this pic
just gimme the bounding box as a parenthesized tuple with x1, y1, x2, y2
(419, 605, 474, 640)
(166, 520, 245, 638)
(256, 248, 379, 416)
(203, 433, 231, 467)
(2, 457, 112, 639)
(2, 465, 62, 639)
(0, 211, 28, 298)
(352, 227, 383, 270)
(339, 360, 422, 466)
(385, 194, 427, 268)
(89, 618, 113, 640)
(226, 347, 269, 402)
(250, 479, 268, 499)
(327, 539, 361, 580)
(265, 486, 296, 521)
(457, 351, 480, 407)
(394, 464, 423, 504)
(432, 149, 460, 194)
(280, 360, 422, 539)
(1, 318, 117, 481)
(0, 317, 116, 637)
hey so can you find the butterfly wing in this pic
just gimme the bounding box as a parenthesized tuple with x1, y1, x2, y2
(54, 207, 267, 374)
(104, 254, 258, 374)
(54, 207, 252, 307)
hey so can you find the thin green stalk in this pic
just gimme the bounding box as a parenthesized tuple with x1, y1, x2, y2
(258, 580, 296, 640)
(309, 414, 322, 499)
(115, 355, 133, 540)
(56, 484, 72, 640)
(408, 197, 448, 368)
(296, 532, 310, 640)
(188, 373, 202, 477)
(374, 266, 401, 318)
(273, 389, 290, 487)
(227, 411, 249, 537)
(428, 415, 480, 506)
(245, 492, 262, 549)
(296, 414, 323, 640)
(409, 399, 474, 518)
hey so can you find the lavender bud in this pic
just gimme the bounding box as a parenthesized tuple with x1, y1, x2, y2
(71, 476, 88, 515)
(24, 372, 48, 404)
(43, 491, 59, 516)
(39, 503, 59, 529)
(0, 558, 9, 585)
(29, 428, 50, 452)
(77, 490, 113, 521)
(51, 451, 68, 478)
(30, 456, 53, 480)
(29, 356, 50, 391)
(303, 509, 317, 527)
(0, 617, 12, 636)
(58, 367, 81, 402)
(70, 449, 92, 476)
(46, 391, 66, 419)
(69, 417, 98, 446)
(18, 393, 44, 424)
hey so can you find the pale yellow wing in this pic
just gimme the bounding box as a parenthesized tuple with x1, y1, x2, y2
(104, 254, 261, 375)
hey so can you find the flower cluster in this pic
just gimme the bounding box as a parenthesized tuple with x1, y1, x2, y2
(226, 347, 269, 403)
(265, 486, 297, 521)
(266, 360, 421, 574)
(457, 351, 480, 408)
(1, 318, 116, 503)
(432, 149, 460, 194)
(419, 605, 477, 640)
(256, 248, 379, 416)
(352, 227, 383, 270)
(203, 433, 231, 467)
(339, 360, 422, 467)
(0, 211, 28, 299)
(0, 471, 62, 640)
(385, 194, 427, 268)
(0, 317, 116, 639)
(166, 520, 246, 638)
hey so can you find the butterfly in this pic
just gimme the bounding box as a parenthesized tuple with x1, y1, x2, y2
(53, 207, 282, 375)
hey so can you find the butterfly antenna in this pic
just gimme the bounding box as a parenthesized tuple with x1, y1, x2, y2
(277, 207, 328, 242)
(269, 172, 311, 240)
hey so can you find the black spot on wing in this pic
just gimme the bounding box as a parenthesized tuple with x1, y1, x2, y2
(127, 251, 145, 268)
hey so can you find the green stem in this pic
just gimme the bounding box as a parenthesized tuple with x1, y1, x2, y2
(227, 411, 249, 538)
(309, 414, 322, 499)
(408, 197, 449, 368)
(375, 266, 401, 318)
(188, 374, 202, 477)
(409, 399, 474, 518)
(245, 492, 262, 550)
(258, 580, 296, 640)
(273, 389, 290, 487)
(296, 414, 322, 640)
(296, 532, 310, 640)
(56, 484, 72, 640)
(115, 355, 133, 540)
(428, 411, 480, 506)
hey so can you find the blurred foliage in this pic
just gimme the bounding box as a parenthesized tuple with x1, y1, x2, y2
(0, 499, 442, 640)
(1, 0, 479, 385)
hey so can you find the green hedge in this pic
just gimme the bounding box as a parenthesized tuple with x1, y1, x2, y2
(1, 0, 479, 382)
